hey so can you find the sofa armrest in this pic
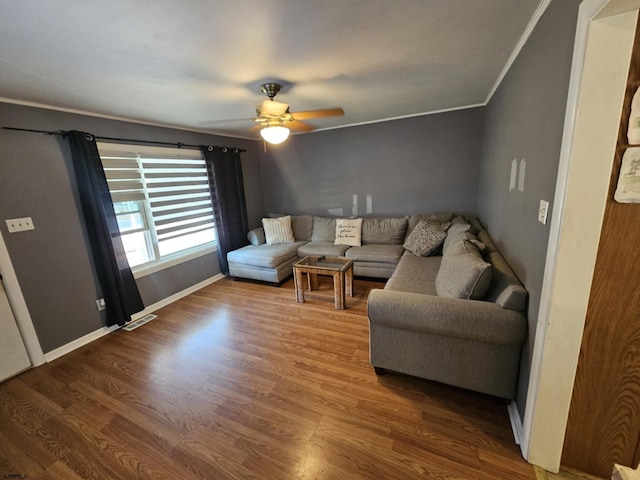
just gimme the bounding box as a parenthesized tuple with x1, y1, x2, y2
(367, 289, 526, 346)
(247, 227, 266, 245)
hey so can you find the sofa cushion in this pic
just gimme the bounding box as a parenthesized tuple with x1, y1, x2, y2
(227, 241, 306, 269)
(385, 251, 441, 295)
(262, 216, 295, 245)
(436, 240, 492, 300)
(311, 216, 336, 242)
(403, 219, 450, 257)
(335, 218, 363, 246)
(345, 244, 405, 264)
(362, 217, 408, 245)
(297, 241, 350, 258)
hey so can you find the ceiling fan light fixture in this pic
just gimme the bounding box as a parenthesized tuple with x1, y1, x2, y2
(260, 125, 290, 144)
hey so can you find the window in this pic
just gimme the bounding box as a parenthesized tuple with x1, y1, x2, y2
(97, 143, 216, 272)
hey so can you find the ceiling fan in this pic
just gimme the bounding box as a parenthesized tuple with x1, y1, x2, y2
(219, 83, 344, 144)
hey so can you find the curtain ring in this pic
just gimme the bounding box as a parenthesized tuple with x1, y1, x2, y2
(223, 147, 228, 152)
(208, 146, 214, 151)
(85, 134, 94, 142)
(233, 148, 238, 153)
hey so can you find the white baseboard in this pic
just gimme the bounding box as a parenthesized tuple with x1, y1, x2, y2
(44, 323, 121, 362)
(43, 273, 225, 362)
(508, 400, 524, 446)
(130, 273, 224, 321)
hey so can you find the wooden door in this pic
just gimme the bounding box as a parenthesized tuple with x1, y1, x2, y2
(561, 13, 640, 478)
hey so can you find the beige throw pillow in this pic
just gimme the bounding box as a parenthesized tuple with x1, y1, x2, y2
(262, 215, 295, 245)
(334, 218, 363, 246)
(403, 219, 450, 257)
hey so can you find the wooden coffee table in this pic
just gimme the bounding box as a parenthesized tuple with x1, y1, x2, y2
(292, 255, 354, 310)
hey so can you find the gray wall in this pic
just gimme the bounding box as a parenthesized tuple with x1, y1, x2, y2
(259, 108, 484, 217)
(0, 102, 262, 353)
(477, 0, 581, 414)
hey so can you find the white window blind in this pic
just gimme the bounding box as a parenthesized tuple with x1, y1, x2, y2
(98, 143, 215, 269)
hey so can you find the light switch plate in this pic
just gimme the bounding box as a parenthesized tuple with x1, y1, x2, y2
(5, 217, 35, 233)
(538, 200, 549, 225)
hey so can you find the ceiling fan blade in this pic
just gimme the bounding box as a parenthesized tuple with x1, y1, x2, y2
(286, 120, 315, 132)
(291, 108, 344, 120)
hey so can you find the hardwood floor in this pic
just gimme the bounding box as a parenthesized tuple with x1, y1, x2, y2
(0, 276, 539, 479)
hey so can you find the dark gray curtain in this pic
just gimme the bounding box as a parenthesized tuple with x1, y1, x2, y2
(67, 131, 144, 326)
(201, 146, 248, 274)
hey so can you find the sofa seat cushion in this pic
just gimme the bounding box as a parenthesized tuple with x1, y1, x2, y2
(297, 241, 350, 257)
(227, 241, 306, 269)
(345, 244, 404, 264)
(385, 251, 441, 295)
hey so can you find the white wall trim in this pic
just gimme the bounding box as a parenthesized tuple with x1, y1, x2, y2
(508, 401, 524, 446)
(43, 273, 224, 362)
(0, 232, 45, 366)
(0, 97, 255, 141)
(130, 273, 224, 321)
(484, 0, 553, 105)
(308, 103, 487, 134)
(43, 323, 120, 362)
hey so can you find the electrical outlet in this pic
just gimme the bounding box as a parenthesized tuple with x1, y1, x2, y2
(96, 298, 106, 311)
(538, 200, 550, 225)
(5, 217, 35, 233)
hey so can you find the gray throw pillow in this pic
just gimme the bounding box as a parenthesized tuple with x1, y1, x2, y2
(436, 239, 492, 300)
(403, 219, 450, 257)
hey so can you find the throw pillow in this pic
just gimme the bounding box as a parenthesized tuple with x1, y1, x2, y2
(262, 215, 295, 245)
(269, 213, 314, 241)
(403, 219, 450, 257)
(435, 240, 492, 300)
(335, 218, 363, 246)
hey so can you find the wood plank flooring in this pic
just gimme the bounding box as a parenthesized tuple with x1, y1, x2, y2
(0, 276, 541, 479)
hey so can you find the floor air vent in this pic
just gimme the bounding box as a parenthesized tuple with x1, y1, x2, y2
(122, 314, 157, 332)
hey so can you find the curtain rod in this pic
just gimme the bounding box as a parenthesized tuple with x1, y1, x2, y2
(2, 126, 247, 152)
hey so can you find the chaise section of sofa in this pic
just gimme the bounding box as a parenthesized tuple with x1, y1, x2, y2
(227, 240, 308, 284)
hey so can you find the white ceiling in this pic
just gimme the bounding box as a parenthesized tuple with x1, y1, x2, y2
(0, 0, 544, 139)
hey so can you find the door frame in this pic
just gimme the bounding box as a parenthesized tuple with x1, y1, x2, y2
(521, 0, 639, 471)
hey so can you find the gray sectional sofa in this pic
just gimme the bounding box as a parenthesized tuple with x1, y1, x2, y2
(227, 212, 528, 399)
(368, 216, 528, 399)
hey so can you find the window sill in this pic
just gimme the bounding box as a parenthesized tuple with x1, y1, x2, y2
(132, 244, 217, 279)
